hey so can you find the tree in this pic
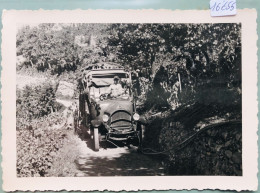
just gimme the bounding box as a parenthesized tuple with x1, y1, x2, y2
(107, 23, 241, 109)
(16, 23, 112, 74)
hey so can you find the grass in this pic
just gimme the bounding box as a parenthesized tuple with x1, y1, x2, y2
(46, 130, 85, 177)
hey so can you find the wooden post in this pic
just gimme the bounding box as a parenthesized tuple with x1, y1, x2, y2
(178, 73, 182, 93)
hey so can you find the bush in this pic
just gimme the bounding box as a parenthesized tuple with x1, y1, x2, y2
(16, 113, 68, 177)
(16, 82, 63, 128)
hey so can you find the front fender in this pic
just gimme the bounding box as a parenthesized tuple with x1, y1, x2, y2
(91, 120, 102, 128)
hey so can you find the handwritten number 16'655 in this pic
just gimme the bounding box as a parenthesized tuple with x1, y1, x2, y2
(210, 1, 236, 12)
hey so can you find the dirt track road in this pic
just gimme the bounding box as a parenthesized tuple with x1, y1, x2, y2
(17, 76, 166, 177)
(56, 98, 166, 176)
(74, 140, 166, 176)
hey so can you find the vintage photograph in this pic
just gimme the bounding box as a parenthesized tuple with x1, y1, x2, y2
(16, 23, 242, 177)
(2, 10, 257, 191)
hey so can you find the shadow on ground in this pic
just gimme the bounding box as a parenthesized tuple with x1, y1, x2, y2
(74, 143, 166, 176)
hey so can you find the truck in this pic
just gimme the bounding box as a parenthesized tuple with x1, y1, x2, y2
(74, 62, 143, 151)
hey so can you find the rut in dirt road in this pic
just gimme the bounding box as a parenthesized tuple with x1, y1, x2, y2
(74, 143, 166, 176)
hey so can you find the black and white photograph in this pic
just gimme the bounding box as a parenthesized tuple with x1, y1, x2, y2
(1, 10, 257, 191)
(15, 22, 242, 177)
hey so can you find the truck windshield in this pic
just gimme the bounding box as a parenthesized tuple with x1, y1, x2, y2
(89, 72, 131, 100)
(92, 73, 129, 79)
(91, 73, 129, 87)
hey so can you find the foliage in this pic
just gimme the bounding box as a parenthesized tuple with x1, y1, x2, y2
(112, 23, 242, 110)
(16, 82, 63, 127)
(109, 24, 240, 73)
(16, 24, 111, 75)
(16, 113, 68, 177)
(46, 133, 85, 177)
(17, 23, 241, 106)
(16, 82, 75, 177)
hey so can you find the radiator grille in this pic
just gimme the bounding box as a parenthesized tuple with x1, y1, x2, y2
(110, 111, 131, 128)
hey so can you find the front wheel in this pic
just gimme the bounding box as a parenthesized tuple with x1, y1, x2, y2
(137, 124, 145, 149)
(93, 127, 100, 151)
(73, 109, 79, 134)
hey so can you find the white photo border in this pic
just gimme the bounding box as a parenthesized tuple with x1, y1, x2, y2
(1, 9, 258, 191)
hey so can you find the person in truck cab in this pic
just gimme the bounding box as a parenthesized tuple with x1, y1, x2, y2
(106, 76, 124, 97)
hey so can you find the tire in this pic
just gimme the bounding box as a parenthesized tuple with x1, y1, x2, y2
(93, 127, 100, 151)
(79, 94, 86, 126)
(74, 110, 79, 134)
(137, 124, 145, 151)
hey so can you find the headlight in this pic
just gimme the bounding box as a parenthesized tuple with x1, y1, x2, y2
(133, 113, 140, 121)
(102, 114, 109, 122)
